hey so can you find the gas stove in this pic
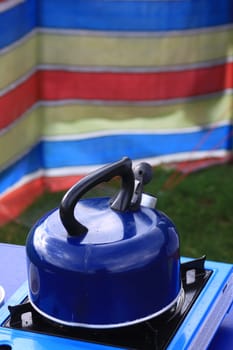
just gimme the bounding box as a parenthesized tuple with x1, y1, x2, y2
(0, 256, 232, 350)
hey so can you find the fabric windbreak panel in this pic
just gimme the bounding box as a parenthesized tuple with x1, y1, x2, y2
(0, 0, 40, 225)
(0, 0, 232, 224)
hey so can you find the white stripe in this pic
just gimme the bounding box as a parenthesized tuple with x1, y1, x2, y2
(0, 0, 25, 13)
(0, 102, 39, 136)
(0, 66, 37, 97)
(1, 150, 230, 197)
(40, 89, 233, 108)
(39, 56, 233, 73)
(38, 23, 233, 38)
(43, 150, 230, 177)
(0, 29, 37, 55)
(0, 169, 44, 197)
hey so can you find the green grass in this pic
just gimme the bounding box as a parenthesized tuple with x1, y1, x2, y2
(0, 164, 232, 263)
(147, 165, 233, 263)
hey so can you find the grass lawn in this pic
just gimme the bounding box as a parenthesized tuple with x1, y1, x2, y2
(0, 164, 232, 263)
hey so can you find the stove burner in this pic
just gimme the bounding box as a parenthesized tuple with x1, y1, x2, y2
(3, 257, 212, 350)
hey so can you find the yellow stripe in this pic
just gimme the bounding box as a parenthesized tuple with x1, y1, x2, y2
(40, 28, 233, 67)
(0, 34, 38, 90)
(43, 93, 233, 136)
(1, 93, 232, 167)
(0, 107, 41, 167)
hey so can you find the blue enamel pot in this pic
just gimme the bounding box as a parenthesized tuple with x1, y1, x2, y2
(26, 157, 182, 328)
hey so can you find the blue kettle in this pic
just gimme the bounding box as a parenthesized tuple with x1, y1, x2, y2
(26, 157, 182, 328)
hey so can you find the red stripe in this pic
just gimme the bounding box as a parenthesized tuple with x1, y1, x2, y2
(0, 72, 39, 129)
(0, 175, 83, 226)
(1, 62, 232, 129)
(45, 175, 83, 192)
(41, 63, 233, 101)
(0, 177, 44, 226)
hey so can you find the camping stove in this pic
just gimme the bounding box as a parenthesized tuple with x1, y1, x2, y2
(0, 256, 232, 350)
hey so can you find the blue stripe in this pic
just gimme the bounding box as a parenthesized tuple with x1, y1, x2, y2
(0, 0, 36, 49)
(39, 0, 233, 31)
(1, 0, 232, 49)
(42, 125, 232, 168)
(1, 125, 232, 194)
(0, 143, 43, 194)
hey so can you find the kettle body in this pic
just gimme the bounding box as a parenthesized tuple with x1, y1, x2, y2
(26, 157, 182, 328)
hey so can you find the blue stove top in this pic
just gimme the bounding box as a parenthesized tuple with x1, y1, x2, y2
(0, 245, 232, 350)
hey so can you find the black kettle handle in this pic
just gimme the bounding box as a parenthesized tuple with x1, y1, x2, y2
(59, 157, 135, 236)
